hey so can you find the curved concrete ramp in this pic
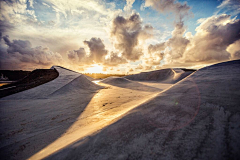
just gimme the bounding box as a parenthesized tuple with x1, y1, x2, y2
(101, 77, 160, 92)
(1, 66, 83, 99)
(101, 77, 132, 84)
(50, 75, 103, 97)
(125, 68, 193, 83)
(0, 66, 104, 160)
(46, 60, 240, 160)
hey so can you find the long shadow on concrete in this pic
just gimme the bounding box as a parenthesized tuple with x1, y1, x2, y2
(0, 68, 103, 160)
(45, 60, 240, 160)
(101, 77, 161, 92)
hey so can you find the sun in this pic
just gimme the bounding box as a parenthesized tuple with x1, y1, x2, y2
(86, 64, 104, 73)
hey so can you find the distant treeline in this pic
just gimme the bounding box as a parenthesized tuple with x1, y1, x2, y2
(0, 69, 59, 98)
(0, 70, 31, 81)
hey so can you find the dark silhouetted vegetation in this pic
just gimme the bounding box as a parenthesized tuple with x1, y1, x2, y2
(0, 69, 59, 98)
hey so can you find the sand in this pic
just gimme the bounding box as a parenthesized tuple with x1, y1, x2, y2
(0, 60, 240, 160)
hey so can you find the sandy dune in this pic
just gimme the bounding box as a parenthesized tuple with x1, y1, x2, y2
(0, 60, 240, 160)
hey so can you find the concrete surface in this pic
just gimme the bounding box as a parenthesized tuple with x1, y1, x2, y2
(47, 60, 240, 160)
(1, 60, 240, 160)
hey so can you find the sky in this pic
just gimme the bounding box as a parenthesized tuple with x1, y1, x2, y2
(0, 0, 240, 73)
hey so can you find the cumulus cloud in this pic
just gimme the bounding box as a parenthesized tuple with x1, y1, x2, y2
(165, 21, 189, 61)
(226, 40, 240, 59)
(183, 14, 240, 62)
(124, 0, 135, 11)
(146, 14, 240, 67)
(104, 52, 127, 66)
(148, 42, 165, 54)
(67, 37, 127, 66)
(111, 13, 154, 61)
(67, 48, 86, 62)
(143, 0, 239, 68)
(1, 0, 239, 72)
(144, 0, 191, 20)
(143, 0, 192, 66)
(83, 37, 108, 63)
(147, 21, 189, 64)
(0, 35, 63, 70)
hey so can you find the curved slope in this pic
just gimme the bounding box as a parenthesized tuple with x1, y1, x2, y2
(50, 75, 103, 97)
(101, 77, 132, 84)
(0, 66, 104, 160)
(48, 60, 240, 159)
(101, 77, 160, 92)
(1, 66, 81, 99)
(125, 68, 193, 83)
(84, 75, 94, 81)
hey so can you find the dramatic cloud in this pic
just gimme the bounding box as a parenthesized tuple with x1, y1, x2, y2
(67, 48, 86, 63)
(0, 35, 62, 70)
(165, 21, 190, 62)
(144, 0, 191, 20)
(111, 13, 154, 61)
(0, 0, 37, 24)
(83, 37, 108, 63)
(227, 40, 240, 59)
(143, 0, 192, 66)
(147, 21, 189, 65)
(183, 14, 240, 62)
(147, 14, 240, 67)
(67, 37, 127, 66)
(148, 42, 165, 55)
(146, 42, 165, 65)
(1, 0, 239, 72)
(0, 21, 14, 33)
(104, 52, 127, 66)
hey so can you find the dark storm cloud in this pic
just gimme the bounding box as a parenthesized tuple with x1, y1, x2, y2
(0, 35, 63, 69)
(111, 13, 153, 61)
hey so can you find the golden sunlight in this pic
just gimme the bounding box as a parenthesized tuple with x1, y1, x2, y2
(85, 64, 104, 73)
